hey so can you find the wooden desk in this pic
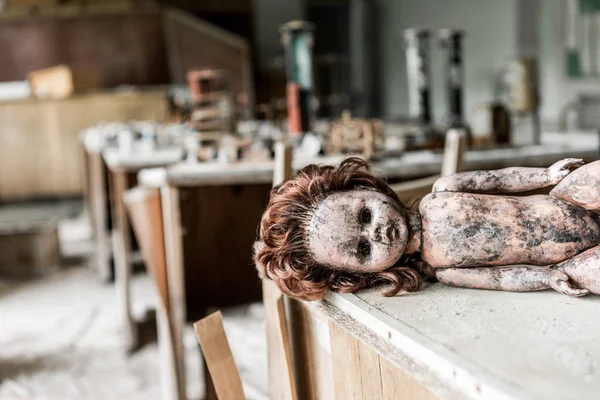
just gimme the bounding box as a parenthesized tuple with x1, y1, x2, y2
(273, 133, 600, 400)
(289, 284, 600, 400)
(136, 163, 272, 400)
(103, 147, 183, 350)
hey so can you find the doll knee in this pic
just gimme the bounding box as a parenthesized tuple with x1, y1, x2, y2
(550, 161, 600, 212)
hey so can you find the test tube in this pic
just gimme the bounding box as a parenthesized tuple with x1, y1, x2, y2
(280, 21, 315, 137)
(404, 29, 432, 125)
(439, 29, 465, 128)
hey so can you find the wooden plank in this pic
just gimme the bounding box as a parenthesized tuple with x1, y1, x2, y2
(276, 297, 299, 400)
(262, 279, 295, 400)
(379, 357, 438, 400)
(109, 169, 137, 350)
(156, 301, 185, 400)
(178, 184, 268, 318)
(329, 318, 437, 400)
(357, 336, 384, 399)
(193, 311, 246, 400)
(263, 140, 298, 400)
(288, 302, 335, 400)
(328, 320, 364, 399)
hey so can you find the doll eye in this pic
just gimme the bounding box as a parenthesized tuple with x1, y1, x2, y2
(358, 241, 371, 258)
(359, 208, 371, 224)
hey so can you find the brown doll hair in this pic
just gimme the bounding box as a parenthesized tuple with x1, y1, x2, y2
(255, 157, 423, 301)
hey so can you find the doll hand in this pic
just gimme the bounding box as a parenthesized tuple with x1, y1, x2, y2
(547, 270, 589, 297)
(546, 158, 584, 185)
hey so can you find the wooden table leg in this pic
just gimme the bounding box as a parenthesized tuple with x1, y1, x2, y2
(161, 186, 187, 397)
(90, 152, 112, 282)
(110, 169, 138, 350)
(157, 302, 186, 400)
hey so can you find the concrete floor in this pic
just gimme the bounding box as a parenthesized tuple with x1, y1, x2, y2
(0, 202, 268, 400)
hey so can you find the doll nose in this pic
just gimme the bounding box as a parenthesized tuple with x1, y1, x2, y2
(369, 226, 382, 242)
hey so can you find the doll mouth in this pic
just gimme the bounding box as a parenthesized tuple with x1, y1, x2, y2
(386, 225, 399, 242)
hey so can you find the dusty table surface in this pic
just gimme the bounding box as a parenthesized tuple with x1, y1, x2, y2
(323, 283, 600, 400)
(102, 146, 183, 172)
(138, 132, 599, 188)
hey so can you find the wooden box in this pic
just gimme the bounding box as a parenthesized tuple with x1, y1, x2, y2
(0, 219, 60, 279)
(28, 65, 102, 99)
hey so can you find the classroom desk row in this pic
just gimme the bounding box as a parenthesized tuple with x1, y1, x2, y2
(85, 131, 599, 399)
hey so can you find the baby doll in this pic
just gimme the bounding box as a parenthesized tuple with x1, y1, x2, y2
(255, 157, 600, 301)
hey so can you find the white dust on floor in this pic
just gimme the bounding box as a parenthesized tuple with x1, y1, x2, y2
(0, 266, 268, 400)
(0, 202, 268, 400)
(0, 267, 161, 400)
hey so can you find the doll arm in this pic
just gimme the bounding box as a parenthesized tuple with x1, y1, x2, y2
(432, 158, 584, 193)
(435, 266, 589, 297)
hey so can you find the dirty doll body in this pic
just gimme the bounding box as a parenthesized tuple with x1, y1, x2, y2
(257, 157, 600, 300)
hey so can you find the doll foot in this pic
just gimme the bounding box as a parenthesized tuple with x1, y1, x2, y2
(554, 245, 600, 295)
(548, 270, 590, 297)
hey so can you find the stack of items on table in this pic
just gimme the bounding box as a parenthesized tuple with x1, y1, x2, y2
(187, 69, 236, 134)
(80, 121, 186, 155)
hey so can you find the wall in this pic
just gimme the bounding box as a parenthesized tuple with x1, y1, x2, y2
(163, 8, 254, 115)
(0, 11, 169, 87)
(252, 0, 304, 70)
(539, 0, 600, 124)
(377, 0, 518, 124)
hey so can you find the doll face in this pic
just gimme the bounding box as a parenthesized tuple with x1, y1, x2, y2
(308, 190, 408, 273)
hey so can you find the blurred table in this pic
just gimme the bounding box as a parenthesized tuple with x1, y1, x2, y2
(103, 146, 183, 350)
(153, 131, 599, 188)
(136, 162, 272, 400)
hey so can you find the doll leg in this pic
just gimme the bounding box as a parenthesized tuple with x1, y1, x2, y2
(435, 265, 588, 296)
(550, 160, 600, 213)
(553, 245, 600, 295)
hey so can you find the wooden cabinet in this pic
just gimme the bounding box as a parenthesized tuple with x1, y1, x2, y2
(0, 90, 168, 200)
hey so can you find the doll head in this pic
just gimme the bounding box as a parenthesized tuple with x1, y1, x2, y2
(255, 157, 422, 301)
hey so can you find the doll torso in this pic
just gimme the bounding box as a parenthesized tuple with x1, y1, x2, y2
(419, 192, 600, 268)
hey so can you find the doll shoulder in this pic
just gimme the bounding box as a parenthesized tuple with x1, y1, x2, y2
(419, 191, 462, 214)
